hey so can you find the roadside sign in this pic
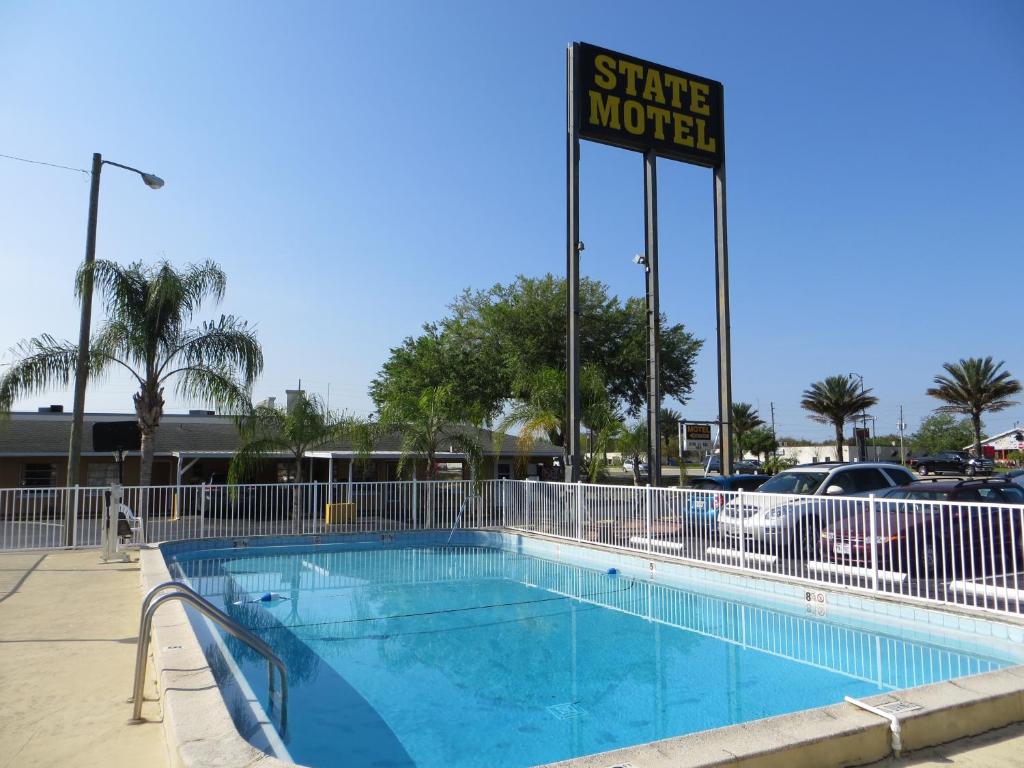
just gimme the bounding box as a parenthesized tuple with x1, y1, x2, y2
(683, 422, 712, 454)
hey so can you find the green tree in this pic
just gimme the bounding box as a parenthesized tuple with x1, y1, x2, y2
(926, 357, 1021, 459)
(496, 365, 618, 481)
(745, 427, 778, 462)
(909, 413, 976, 456)
(230, 393, 370, 522)
(617, 421, 649, 486)
(659, 406, 682, 458)
(372, 274, 703, 448)
(730, 402, 764, 456)
(376, 383, 485, 482)
(800, 375, 879, 461)
(0, 259, 262, 488)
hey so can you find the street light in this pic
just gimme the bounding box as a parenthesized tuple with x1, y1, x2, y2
(848, 372, 867, 462)
(632, 252, 659, 484)
(65, 153, 163, 537)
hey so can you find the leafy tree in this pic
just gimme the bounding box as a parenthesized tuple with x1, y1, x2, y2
(745, 427, 778, 462)
(368, 324, 503, 427)
(800, 375, 878, 461)
(909, 413, 976, 456)
(0, 259, 261, 489)
(926, 357, 1021, 459)
(730, 402, 764, 456)
(373, 274, 703, 450)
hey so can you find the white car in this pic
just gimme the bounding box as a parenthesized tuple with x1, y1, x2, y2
(716, 462, 915, 554)
(623, 459, 649, 473)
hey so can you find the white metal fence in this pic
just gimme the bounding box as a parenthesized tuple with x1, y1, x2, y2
(2, 478, 1022, 617)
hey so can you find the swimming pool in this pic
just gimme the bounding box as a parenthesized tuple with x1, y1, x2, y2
(164, 534, 1024, 768)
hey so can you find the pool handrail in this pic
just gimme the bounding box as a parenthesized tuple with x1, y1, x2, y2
(130, 580, 288, 734)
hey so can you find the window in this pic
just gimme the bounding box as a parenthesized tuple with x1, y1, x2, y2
(86, 463, 120, 487)
(882, 466, 914, 486)
(21, 463, 56, 487)
(848, 468, 891, 492)
(999, 486, 1024, 504)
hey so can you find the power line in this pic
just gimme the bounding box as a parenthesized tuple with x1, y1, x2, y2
(0, 152, 89, 176)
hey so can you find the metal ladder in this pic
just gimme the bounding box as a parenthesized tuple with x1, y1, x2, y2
(445, 495, 479, 545)
(130, 580, 288, 733)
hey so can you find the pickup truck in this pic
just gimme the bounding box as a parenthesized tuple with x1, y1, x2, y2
(907, 451, 993, 477)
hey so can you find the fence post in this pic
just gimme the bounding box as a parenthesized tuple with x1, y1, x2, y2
(576, 481, 583, 542)
(868, 494, 879, 592)
(71, 485, 80, 548)
(526, 482, 533, 532)
(501, 479, 508, 529)
(645, 485, 653, 553)
(737, 489, 746, 571)
(200, 483, 206, 538)
(412, 477, 419, 529)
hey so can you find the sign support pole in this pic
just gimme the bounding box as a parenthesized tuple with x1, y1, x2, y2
(643, 150, 662, 486)
(566, 43, 582, 482)
(713, 158, 734, 476)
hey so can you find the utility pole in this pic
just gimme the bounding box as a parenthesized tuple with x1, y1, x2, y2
(898, 405, 907, 465)
(770, 401, 778, 458)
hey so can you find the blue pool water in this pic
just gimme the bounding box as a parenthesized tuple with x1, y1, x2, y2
(169, 541, 1020, 768)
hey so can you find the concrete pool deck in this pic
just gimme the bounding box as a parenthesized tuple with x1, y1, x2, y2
(0, 549, 167, 768)
(3, 544, 1024, 768)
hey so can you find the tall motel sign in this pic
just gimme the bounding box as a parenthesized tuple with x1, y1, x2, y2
(566, 43, 732, 484)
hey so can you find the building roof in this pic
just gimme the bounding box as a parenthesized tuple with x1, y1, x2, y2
(0, 412, 561, 458)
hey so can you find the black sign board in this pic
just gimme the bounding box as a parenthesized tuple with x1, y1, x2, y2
(92, 421, 141, 452)
(576, 43, 724, 168)
(684, 423, 712, 441)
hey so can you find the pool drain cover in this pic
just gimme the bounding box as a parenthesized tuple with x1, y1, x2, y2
(877, 700, 922, 715)
(547, 702, 587, 720)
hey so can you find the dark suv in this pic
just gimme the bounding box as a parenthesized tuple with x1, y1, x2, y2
(907, 451, 993, 477)
(820, 477, 1024, 573)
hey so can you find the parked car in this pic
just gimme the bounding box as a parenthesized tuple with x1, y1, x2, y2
(734, 459, 762, 474)
(1004, 468, 1024, 489)
(623, 459, 649, 473)
(907, 451, 993, 477)
(684, 474, 771, 518)
(704, 456, 761, 475)
(716, 462, 915, 554)
(819, 478, 1024, 574)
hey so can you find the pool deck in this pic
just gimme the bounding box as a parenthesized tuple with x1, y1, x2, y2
(2, 546, 1024, 768)
(0, 549, 167, 768)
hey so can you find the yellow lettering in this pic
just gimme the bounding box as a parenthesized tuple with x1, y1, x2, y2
(594, 54, 617, 90)
(642, 68, 666, 104)
(673, 113, 694, 147)
(618, 60, 643, 96)
(645, 105, 671, 140)
(623, 100, 645, 135)
(663, 74, 689, 109)
(695, 118, 716, 152)
(690, 81, 711, 116)
(589, 90, 620, 129)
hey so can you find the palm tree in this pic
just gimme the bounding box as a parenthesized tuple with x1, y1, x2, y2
(0, 259, 261, 488)
(659, 406, 682, 456)
(800, 375, 878, 461)
(730, 402, 764, 458)
(617, 421, 649, 486)
(229, 393, 370, 523)
(497, 365, 616, 481)
(926, 357, 1021, 459)
(376, 383, 484, 481)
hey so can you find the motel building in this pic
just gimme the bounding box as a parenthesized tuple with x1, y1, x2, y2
(0, 405, 561, 492)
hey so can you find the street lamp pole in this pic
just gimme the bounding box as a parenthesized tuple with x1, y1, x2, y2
(65, 153, 163, 544)
(848, 372, 866, 462)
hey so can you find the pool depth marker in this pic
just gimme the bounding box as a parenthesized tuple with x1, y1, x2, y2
(566, 43, 733, 483)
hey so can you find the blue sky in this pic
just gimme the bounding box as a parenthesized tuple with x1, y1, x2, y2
(1, 1, 1022, 442)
